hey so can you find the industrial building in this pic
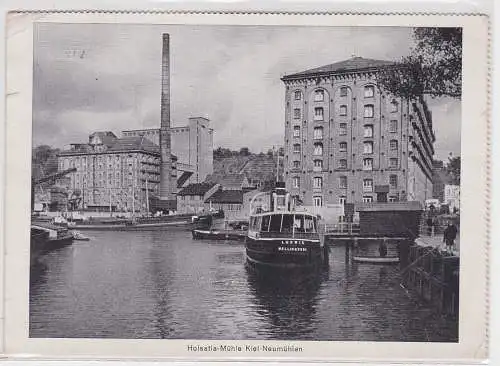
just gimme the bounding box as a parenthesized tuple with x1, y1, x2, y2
(281, 57, 435, 209)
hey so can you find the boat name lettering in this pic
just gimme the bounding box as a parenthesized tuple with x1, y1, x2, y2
(281, 240, 305, 245)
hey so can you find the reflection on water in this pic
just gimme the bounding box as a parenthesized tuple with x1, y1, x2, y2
(29, 230, 458, 341)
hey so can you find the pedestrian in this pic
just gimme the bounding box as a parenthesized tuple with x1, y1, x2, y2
(426, 217, 433, 236)
(443, 221, 458, 253)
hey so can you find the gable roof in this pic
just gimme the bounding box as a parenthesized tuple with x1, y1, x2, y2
(89, 131, 118, 147)
(282, 57, 395, 80)
(206, 189, 243, 204)
(178, 182, 217, 196)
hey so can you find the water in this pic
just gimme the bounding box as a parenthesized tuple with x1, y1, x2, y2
(30, 229, 458, 341)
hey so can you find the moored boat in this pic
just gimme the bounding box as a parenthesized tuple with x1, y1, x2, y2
(72, 231, 90, 241)
(245, 183, 326, 267)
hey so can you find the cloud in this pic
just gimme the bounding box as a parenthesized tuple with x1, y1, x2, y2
(33, 24, 460, 159)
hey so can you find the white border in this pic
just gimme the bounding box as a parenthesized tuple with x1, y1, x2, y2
(3, 11, 490, 363)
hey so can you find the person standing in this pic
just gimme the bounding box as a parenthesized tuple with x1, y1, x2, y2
(443, 221, 458, 253)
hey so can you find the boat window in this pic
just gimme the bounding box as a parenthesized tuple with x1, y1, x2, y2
(294, 215, 305, 233)
(281, 214, 294, 234)
(305, 216, 316, 233)
(269, 214, 282, 232)
(261, 215, 270, 232)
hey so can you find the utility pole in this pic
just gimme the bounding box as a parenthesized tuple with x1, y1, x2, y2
(146, 176, 149, 215)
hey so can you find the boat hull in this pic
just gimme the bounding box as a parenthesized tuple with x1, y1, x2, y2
(192, 229, 246, 241)
(352, 256, 399, 264)
(245, 236, 324, 267)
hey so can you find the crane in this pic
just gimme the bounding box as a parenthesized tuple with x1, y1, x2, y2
(32, 168, 77, 211)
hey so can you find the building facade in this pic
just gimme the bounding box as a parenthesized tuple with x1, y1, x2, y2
(176, 182, 220, 214)
(122, 117, 214, 184)
(281, 57, 434, 209)
(57, 132, 177, 213)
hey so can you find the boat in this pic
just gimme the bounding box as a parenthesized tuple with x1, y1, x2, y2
(191, 229, 246, 241)
(66, 214, 195, 231)
(31, 224, 74, 252)
(245, 182, 326, 267)
(72, 231, 90, 241)
(352, 256, 399, 264)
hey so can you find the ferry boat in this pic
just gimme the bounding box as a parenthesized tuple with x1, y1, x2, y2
(245, 182, 326, 267)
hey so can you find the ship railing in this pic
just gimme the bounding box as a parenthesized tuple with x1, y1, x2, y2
(257, 231, 319, 239)
(323, 222, 360, 235)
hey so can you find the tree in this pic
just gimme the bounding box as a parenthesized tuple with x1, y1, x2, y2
(239, 147, 250, 156)
(446, 156, 461, 185)
(377, 28, 462, 99)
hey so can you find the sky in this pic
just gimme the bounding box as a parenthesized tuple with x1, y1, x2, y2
(33, 23, 461, 161)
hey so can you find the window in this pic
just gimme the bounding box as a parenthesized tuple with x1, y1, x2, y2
(364, 125, 374, 138)
(388, 196, 398, 202)
(293, 126, 301, 137)
(313, 127, 323, 139)
(339, 123, 347, 136)
(363, 179, 373, 192)
(363, 141, 374, 154)
(293, 108, 301, 119)
(364, 104, 374, 118)
(339, 196, 347, 206)
(314, 107, 324, 121)
(339, 105, 347, 116)
(391, 99, 399, 112)
(390, 139, 398, 151)
(363, 158, 373, 170)
(294, 90, 302, 100)
(314, 89, 325, 102)
(339, 159, 348, 169)
(292, 176, 300, 188)
(313, 177, 323, 189)
(362, 196, 374, 203)
(293, 161, 300, 169)
(389, 158, 398, 168)
(313, 196, 323, 207)
(339, 142, 347, 152)
(364, 85, 375, 98)
(340, 87, 348, 97)
(339, 176, 347, 189)
(293, 144, 301, 153)
(389, 120, 398, 133)
(313, 143, 323, 156)
(389, 174, 398, 189)
(314, 159, 323, 170)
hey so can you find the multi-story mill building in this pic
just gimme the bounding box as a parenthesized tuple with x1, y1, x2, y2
(281, 57, 435, 208)
(57, 131, 177, 213)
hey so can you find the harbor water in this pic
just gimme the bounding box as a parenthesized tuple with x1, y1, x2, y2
(30, 230, 458, 341)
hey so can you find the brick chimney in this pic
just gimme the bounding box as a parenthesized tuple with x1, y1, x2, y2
(159, 33, 173, 200)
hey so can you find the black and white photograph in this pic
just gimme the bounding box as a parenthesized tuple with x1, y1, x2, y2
(28, 22, 464, 342)
(2, 11, 490, 361)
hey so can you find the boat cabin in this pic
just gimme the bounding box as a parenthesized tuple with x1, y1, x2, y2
(249, 212, 318, 238)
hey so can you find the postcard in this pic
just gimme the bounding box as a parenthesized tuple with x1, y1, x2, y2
(2, 10, 490, 363)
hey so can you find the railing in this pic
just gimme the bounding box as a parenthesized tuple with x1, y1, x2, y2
(323, 222, 360, 235)
(257, 231, 319, 239)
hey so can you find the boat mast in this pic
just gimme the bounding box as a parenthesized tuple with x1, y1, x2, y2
(275, 146, 279, 183)
(132, 168, 135, 218)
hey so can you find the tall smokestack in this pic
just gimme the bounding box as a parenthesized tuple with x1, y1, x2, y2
(159, 33, 173, 201)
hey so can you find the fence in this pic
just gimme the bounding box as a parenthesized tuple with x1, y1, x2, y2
(323, 222, 360, 236)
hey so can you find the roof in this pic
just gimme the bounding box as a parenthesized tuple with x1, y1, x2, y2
(356, 201, 423, 212)
(89, 131, 118, 147)
(177, 182, 216, 196)
(217, 173, 248, 189)
(282, 57, 395, 80)
(206, 189, 243, 204)
(59, 134, 177, 159)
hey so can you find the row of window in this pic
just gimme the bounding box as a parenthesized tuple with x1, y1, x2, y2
(293, 101, 399, 120)
(310, 195, 399, 207)
(292, 122, 399, 139)
(292, 175, 398, 190)
(292, 140, 398, 155)
(294, 86, 377, 101)
(290, 157, 399, 171)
